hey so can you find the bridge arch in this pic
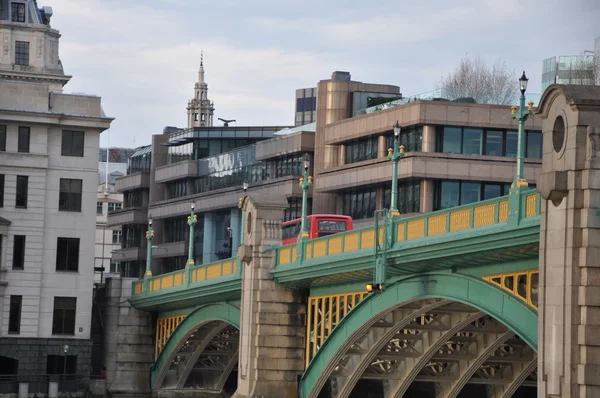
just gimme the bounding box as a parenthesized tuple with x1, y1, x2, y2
(301, 273, 538, 398)
(152, 302, 241, 392)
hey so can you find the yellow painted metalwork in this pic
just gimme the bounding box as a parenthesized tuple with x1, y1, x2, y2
(133, 281, 143, 295)
(427, 214, 447, 236)
(360, 230, 375, 249)
(306, 291, 368, 367)
(483, 270, 539, 310)
(407, 219, 425, 240)
(525, 193, 537, 218)
(397, 223, 405, 241)
(450, 208, 470, 232)
(291, 245, 297, 262)
(499, 200, 509, 222)
(313, 240, 327, 258)
(474, 203, 495, 227)
(155, 315, 186, 359)
(174, 272, 183, 287)
(279, 247, 292, 265)
(222, 260, 234, 276)
(344, 233, 359, 252)
(206, 264, 221, 279)
(328, 236, 342, 255)
(305, 242, 313, 260)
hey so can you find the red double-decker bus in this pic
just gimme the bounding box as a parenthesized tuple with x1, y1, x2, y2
(282, 214, 353, 245)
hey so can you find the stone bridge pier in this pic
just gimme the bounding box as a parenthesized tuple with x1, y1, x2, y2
(537, 85, 600, 398)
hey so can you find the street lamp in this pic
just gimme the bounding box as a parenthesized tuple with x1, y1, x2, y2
(240, 182, 248, 246)
(388, 121, 405, 218)
(187, 201, 197, 266)
(511, 71, 534, 188)
(63, 345, 69, 376)
(299, 153, 312, 239)
(243, 181, 248, 193)
(145, 214, 154, 277)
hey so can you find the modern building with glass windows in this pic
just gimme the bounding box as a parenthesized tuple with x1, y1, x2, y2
(109, 70, 542, 278)
(541, 35, 600, 91)
(0, 0, 113, 386)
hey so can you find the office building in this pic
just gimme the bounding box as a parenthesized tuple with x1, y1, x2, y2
(541, 35, 600, 91)
(110, 69, 542, 277)
(98, 147, 134, 185)
(0, 0, 112, 383)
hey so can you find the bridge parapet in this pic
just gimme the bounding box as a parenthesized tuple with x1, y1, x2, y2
(131, 257, 242, 310)
(274, 190, 541, 287)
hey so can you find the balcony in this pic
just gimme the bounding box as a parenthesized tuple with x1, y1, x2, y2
(152, 241, 186, 258)
(112, 247, 146, 262)
(115, 172, 150, 192)
(107, 208, 148, 227)
(155, 160, 197, 183)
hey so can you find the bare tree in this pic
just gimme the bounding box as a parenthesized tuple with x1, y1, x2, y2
(438, 55, 519, 105)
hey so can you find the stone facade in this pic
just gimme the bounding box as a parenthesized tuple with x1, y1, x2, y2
(103, 276, 154, 397)
(234, 194, 306, 398)
(537, 84, 600, 398)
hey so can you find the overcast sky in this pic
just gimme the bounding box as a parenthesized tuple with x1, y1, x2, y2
(48, 0, 599, 149)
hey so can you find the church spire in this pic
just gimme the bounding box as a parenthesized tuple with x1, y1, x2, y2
(187, 50, 214, 128)
(198, 50, 205, 83)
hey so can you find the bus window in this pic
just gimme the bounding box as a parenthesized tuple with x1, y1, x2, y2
(318, 220, 347, 231)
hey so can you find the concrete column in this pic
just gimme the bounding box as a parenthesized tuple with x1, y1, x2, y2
(102, 276, 154, 396)
(419, 179, 434, 213)
(339, 144, 346, 165)
(203, 212, 217, 263)
(422, 125, 436, 152)
(537, 85, 600, 398)
(378, 135, 387, 158)
(18, 383, 28, 398)
(234, 194, 305, 398)
(376, 187, 385, 210)
(230, 208, 241, 255)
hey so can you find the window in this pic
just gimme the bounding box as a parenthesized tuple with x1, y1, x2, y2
(61, 130, 84, 157)
(112, 230, 122, 244)
(12, 235, 25, 270)
(14, 41, 29, 66)
(56, 238, 79, 272)
(433, 180, 515, 210)
(17, 126, 30, 153)
(11, 3, 25, 22)
(167, 181, 187, 199)
(386, 125, 423, 153)
(275, 155, 304, 178)
(164, 217, 187, 243)
(0, 174, 4, 208)
(8, 295, 22, 334)
(46, 355, 77, 375)
(343, 187, 377, 220)
(201, 113, 206, 121)
(110, 262, 120, 273)
(59, 179, 82, 212)
(284, 198, 311, 222)
(384, 179, 421, 214)
(0, 125, 6, 151)
(96, 202, 103, 214)
(15, 175, 28, 208)
(438, 126, 542, 159)
(194, 113, 199, 121)
(345, 136, 378, 164)
(124, 189, 148, 208)
(108, 202, 122, 212)
(52, 297, 76, 335)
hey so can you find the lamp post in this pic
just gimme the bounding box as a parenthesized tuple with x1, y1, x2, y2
(63, 344, 69, 376)
(145, 214, 154, 277)
(187, 201, 197, 266)
(388, 121, 405, 218)
(299, 154, 312, 239)
(511, 71, 534, 188)
(239, 182, 248, 246)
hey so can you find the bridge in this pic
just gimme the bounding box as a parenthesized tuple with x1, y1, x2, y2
(121, 85, 600, 398)
(131, 187, 540, 398)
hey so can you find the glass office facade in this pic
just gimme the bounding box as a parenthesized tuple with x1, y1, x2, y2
(437, 126, 542, 159)
(275, 154, 305, 178)
(345, 135, 378, 164)
(344, 125, 423, 165)
(433, 179, 537, 210)
(127, 146, 152, 174)
(165, 126, 286, 164)
(386, 125, 422, 153)
(343, 187, 377, 220)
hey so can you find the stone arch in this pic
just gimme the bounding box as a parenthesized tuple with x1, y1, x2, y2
(151, 303, 240, 390)
(300, 273, 538, 398)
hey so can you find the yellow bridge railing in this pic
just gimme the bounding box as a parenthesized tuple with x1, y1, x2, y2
(277, 190, 540, 265)
(132, 257, 241, 298)
(483, 269, 539, 310)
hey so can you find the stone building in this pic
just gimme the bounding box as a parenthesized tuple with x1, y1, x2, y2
(0, 0, 112, 388)
(186, 52, 215, 128)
